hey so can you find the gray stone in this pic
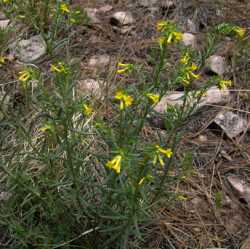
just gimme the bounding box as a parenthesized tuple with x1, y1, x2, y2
(182, 32, 197, 49)
(76, 78, 103, 98)
(205, 55, 227, 76)
(111, 11, 134, 26)
(0, 19, 10, 29)
(154, 86, 230, 114)
(138, 0, 157, 7)
(88, 54, 110, 69)
(227, 175, 250, 206)
(85, 8, 100, 24)
(13, 35, 47, 63)
(214, 111, 248, 138)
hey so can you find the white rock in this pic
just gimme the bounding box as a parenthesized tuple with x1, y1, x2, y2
(154, 86, 230, 113)
(138, 0, 157, 7)
(182, 32, 197, 49)
(186, 19, 198, 33)
(241, 235, 250, 249)
(76, 78, 103, 98)
(13, 35, 46, 63)
(160, 0, 176, 9)
(99, 5, 113, 13)
(88, 54, 110, 69)
(227, 175, 250, 205)
(214, 111, 248, 138)
(205, 55, 227, 76)
(0, 191, 11, 201)
(85, 8, 100, 24)
(111, 11, 134, 26)
(0, 19, 10, 29)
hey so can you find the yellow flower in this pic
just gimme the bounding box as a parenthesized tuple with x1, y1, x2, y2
(180, 53, 190, 65)
(233, 26, 246, 38)
(3, 0, 11, 3)
(116, 62, 134, 75)
(153, 145, 173, 167)
(60, 2, 70, 13)
(50, 62, 67, 74)
(156, 20, 169, 32)
(146, 93, 160, 105)
(0, 56, 6, 66)
(218, 79, 232, 90)
(106, 155, 122, 174)
(83, 104, 93, 116)
(115, 90, 133, 110)
(180, 63, 200, 86)
(39, 123, 54, 133)
(138, 175, 153, 185)
(18, 70, 31, 82)
(177, 194, 188, 201)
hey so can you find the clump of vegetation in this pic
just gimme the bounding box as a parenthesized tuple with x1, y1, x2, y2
(0, 1, 248, 248)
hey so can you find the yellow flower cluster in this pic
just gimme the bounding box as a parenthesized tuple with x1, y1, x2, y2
(218, 79, 232, 90)
(146, 93, 160, 105)
(82, 104, 93, 116)
(18, 70, 31, 83)
(0, 56, 6, 66)
(115, 90, 133, 110)
(116, 62, 134, 75)
(60, 2, 70, 14)
(153, 145, 173, 167)
(178, 53, 200, 86)
(156, 20, 182, 47)
(50, 62, 68, 74)
(106, 155, 122, 174)
(233, 26, 246, 38)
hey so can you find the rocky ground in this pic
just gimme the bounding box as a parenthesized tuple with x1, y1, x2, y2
(0, 0, 250, 248)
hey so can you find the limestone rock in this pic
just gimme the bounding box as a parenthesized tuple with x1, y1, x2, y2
(182, 33, 197, 49)
(85, 8, 100, 24)
(88, 54, 110, 70)
(154, 86, 230, 114)
(214, 111, 248, 138)
(76, 78, 103, 98)
(227, 175, 250, 206)
(13, 35, 46, 63)
(111, 11, 134, 26)
(205, 55, 227, 76)
(138, 0, 157, 7)
(0, 19, 10, 29)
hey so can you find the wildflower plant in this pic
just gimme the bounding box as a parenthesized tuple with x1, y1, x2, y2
(0, 16, 247, 249)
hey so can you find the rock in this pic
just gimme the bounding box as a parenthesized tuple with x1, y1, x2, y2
(110, 11, 135, 26)
(241, 235, 250, 249)
(227, 175, 250, 205)
(99, 5, 113, 13)
(0, 19, 10, 29)
(214, 111, 248, 138)
(186, 19, 198, 33)
(88, 54, 110, 70)
(205, 55, 227, 76)
(0, 91, 10, 120)
(76, 78, 103, 98)
(182, 32, 197, 49)
(12, 35, 47, 63)
(154, 86, 230, 114)
(85, 8, 100, 24)
(160, 0, 176, 9)
(0, 191, 11, 202)
(138, 0, 157, 7)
